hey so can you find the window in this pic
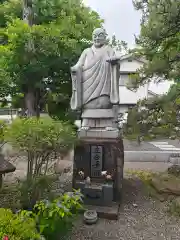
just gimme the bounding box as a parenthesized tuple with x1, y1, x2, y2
(119, 74, 129, 86)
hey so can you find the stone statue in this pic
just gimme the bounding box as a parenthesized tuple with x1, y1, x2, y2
(70, 28, 120, 130)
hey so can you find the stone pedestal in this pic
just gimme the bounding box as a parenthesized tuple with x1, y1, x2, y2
(72, 129, 124, 219)
(75, 181, 114, 206)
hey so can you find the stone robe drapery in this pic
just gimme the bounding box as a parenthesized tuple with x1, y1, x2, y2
(70, 45, 119, 110)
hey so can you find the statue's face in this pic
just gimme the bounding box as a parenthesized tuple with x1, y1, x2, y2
(92, 28, 106, 48)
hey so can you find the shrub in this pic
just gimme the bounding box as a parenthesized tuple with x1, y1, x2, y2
(0, 208, 41, 240)
(4, 117, 77, 208)
(4, 117, 76, 165)
(0, 120, 7, 146)
(34, 190, 83, 240)
(18, 174, 58, 210)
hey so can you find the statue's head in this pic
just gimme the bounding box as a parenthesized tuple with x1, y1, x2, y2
(92, 28, 107, 48)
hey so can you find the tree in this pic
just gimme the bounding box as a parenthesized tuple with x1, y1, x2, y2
(133, 0, 180, 85)
(124, 0, 180, 144)
(0, 0, 103, 116)
(108, 34, 128, 53)
(124, 82, 180, 140)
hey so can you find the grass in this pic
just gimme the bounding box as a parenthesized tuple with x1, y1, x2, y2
(168, 198, 180, 217)
(125, 169, 165, 199)
(125, 169, 155, 182)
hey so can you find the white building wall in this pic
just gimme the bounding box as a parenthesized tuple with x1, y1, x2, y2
(118, 56, 172, 116)
(120, 59, 142, 73)
(119, 57, 148, 107)
(119, 85, 148, 105)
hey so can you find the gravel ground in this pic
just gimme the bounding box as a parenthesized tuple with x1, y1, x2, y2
(68, 176, 180, 240)
(3, 147, 180, 240)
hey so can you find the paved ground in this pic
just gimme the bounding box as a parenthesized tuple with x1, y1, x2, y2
(124, 139, 160, 151)
(124, 139, 180, 163)
(124, 139, 180, 151)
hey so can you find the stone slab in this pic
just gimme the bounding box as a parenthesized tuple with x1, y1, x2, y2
(78, 129, 120, 139)
(81, 202, 120, 220)
(82, 109, 114, 118)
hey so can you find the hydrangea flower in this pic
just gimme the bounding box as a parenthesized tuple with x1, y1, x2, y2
(42, 199, 50, 207)
(62, 205, 69, 213)
(66, 192, 74, 197)
(56, 201, 63, 208)
(56, 201, 69, 212)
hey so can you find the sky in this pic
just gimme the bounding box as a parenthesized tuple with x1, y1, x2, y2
(84, 0, 141, 48)
(84, 0, 172, 94)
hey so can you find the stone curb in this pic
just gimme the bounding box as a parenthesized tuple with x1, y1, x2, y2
(124, 151, 180, 163)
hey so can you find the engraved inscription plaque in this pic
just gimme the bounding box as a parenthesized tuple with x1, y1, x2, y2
(91, 145, 103, 177)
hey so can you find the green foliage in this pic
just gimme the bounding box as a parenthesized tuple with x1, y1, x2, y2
(4, 117, 76, 154)
(0, 0, 21, 29)
(0, 190, 83, 240)
(0, 0, 103, 116)
(0, 208, 41, 240)
(18, 175, 58, 210)
(169, 199, 180, 217)
(4, 117, 77, 207)
(0, 119, 6, 144)
(34, 190, 83, 239)
(125, 83, 180, 140)
(108, 34, 128, 53)
(133, 0, 180, 84)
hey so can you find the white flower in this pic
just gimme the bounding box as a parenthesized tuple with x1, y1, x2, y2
(85, 176, 91, 184)
(78, 171, 84, 178)
(106, 174, 112, 180)
(101, 171, 107, 176)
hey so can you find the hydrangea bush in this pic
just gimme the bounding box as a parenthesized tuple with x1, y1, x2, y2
(34, 190, 83, 240)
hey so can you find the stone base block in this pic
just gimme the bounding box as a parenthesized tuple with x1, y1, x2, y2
(81, 203, 120, 220)
(78, 129, 120, 139)
(82, 109, 114, 118)
(75, 181, 114, 206)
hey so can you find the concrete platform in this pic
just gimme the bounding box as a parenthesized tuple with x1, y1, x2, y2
(82, 202, 120, 220)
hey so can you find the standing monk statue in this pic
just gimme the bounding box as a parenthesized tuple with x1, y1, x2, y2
(70, 28, 120, 131)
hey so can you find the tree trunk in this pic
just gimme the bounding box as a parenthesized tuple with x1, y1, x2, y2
(22, 0, 37, 117)
(0, 174, 2, 189)
(24, 90, 36, 117)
